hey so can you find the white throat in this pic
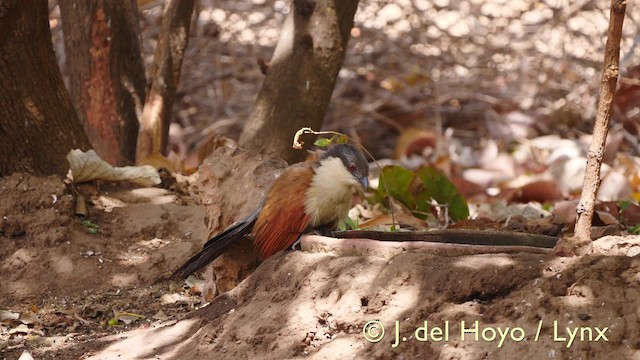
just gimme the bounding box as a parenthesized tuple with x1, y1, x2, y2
(304, 157, 358, 227)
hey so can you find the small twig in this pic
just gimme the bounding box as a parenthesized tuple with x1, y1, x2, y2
(442, 204, 450, 229)
(568, 0, 627, 256)
(332, 98, 405, 132)
(292, 127, 398, 229)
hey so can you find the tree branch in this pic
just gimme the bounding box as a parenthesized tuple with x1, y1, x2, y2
(555, 0, 627, 256)
(136, 0, 194, 163)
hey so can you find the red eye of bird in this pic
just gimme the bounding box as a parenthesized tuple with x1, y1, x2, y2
(347, 163, 357, 172)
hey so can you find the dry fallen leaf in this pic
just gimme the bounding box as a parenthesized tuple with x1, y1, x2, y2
(0, 310, 19, 322)
(67, 149, 161, 187)
(359, 213, 428, 230)
(18, 350, 34, 360)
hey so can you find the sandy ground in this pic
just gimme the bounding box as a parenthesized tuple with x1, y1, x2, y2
(2, 171, 640, 360)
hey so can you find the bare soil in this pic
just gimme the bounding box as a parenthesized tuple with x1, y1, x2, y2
(1, 173, 639, 360)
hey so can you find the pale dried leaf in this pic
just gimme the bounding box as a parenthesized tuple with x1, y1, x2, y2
(359, 213, 428, 230)
(19, 312, 38, 325)
(67, 149, 161, 187)
(152, 310, 169, 321)
(595, 210, 619, 225)
(9, 323, 30, 334)
(0, 310, 19, 322)
(597, 170, 632, 201)
(18, 351, 34, 360)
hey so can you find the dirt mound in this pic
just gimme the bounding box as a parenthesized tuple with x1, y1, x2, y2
(59, 250, 640, 360)
(2, 173, 639, 359)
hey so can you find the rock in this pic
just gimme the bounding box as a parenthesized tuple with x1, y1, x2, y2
(197, 146, 287, 236)
(593, 235, 640, 257)
(196, 146, 288, 296)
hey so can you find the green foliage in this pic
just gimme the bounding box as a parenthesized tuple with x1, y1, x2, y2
(344, 216, 359, 230)
(376, 165, 469, 222)
(314, 137, 333, 147)
(377, 166, 416, 208)
(313, 135, 349, 147)
(82, 220, 99, 234)
(338, 216, 360, 231)
(618, 200, 640, 234)
(619, 200, 630, 213)
(416, 167, 469, 221)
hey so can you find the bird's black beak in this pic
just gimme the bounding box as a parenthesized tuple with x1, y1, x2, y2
(359, 176, 369, 191)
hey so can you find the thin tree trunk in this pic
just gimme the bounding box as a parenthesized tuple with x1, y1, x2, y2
(59, 0, 146, 166)
(0, 0, 91, 176)
(556, 0, 627, 256)
(239, 0, 359, 163)
(135, 0, 195, 163)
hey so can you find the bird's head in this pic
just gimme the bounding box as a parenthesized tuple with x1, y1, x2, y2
(320, 144, 369, 191)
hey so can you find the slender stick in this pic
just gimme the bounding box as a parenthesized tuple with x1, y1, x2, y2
(559, 0, 627, 256)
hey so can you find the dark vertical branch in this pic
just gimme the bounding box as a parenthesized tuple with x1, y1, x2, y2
(135, 0, 195, 163)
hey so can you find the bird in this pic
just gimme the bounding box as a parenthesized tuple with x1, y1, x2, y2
(172, 143, 369, 279)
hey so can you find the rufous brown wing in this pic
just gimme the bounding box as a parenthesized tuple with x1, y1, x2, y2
(252, 163, 313, 259)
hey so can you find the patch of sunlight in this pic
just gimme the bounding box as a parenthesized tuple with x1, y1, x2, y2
(248, 11, 266, 25)
(23, 97, 44, 123)
(542, 256, 579, 278)
(117, 252, 150, 266)
(132, 238, 170, 251)
(557, 292, 593, 308)
(150, 194, 177, 205)
(380, 285, 420, 322)
(439, 302, 482, 318)
(111, 273, 138, 287)
(129, 187, 171, 198)
(94, 195, 128, 212)
(51, 254, 74, 275)
(413, 0, 432, 11)
(93, 318, 200, 359)
(126, 188, 176, 205)
(257, 27, 279, 47)
(441, 343, 482, 359)
(453, 254, 516, 269)
(313, 336, 366, 357)
(3, 248, 36, 270)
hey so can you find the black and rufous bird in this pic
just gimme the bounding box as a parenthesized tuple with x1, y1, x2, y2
(172, 143, 369, 279)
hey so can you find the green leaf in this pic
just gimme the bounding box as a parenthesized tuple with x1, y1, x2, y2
(413, 191, 432, 219)
(344, 216, 359, 230)
(416, 167, 469, 221)
(314, 137, 333, 147)
(378, 165, 416, 208)
(629, 224, 640, 235)
(82, 220, 99, 234)
(619, 200, 631, 224)
(619, 200, 631, 212)
(447, 193, 470, 221)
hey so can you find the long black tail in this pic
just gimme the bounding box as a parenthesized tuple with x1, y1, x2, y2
(171, 207, 261, 279)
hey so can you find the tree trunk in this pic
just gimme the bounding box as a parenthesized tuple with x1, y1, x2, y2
(59, 0, 146, 166)
(136, 0, 195, 163)
(0, 0, 91, 176)
(239, 0, 359, 163)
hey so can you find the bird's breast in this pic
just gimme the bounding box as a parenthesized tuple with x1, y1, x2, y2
(303, 157, 356, 227)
